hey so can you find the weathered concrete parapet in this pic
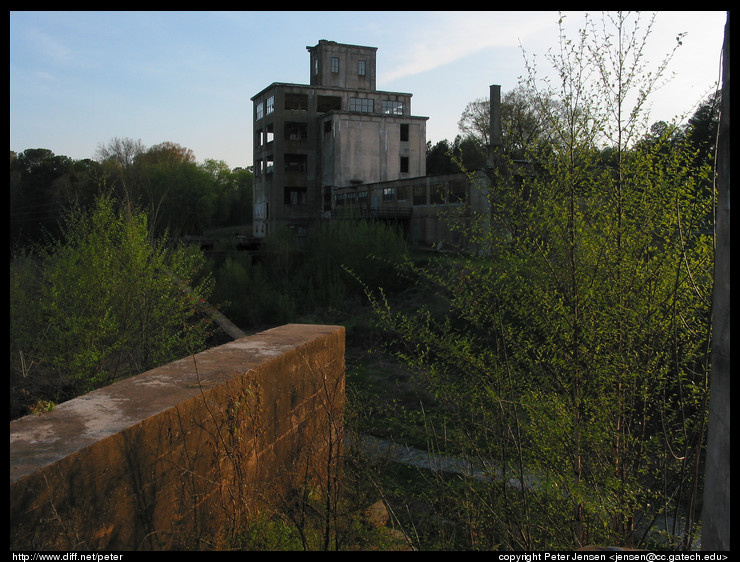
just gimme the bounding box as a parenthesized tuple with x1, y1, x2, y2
(10, 324, 345, 551)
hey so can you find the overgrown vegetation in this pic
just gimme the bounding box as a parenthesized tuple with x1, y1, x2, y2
(362, 12, 717, 550)
(9, 195, 214, 419)
(9, 11, 722, 552)
(205, 219, 409, 329)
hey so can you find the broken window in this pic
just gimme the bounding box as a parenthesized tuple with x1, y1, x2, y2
(265, 122, 274, 144)
(284, 93, 308, 111)
(383, 187, 395, 202)
(285, 122, 308, 142)
(266, 95, 275, 115)
(317, 95, 342, 113)
(383, 100, 404, 115)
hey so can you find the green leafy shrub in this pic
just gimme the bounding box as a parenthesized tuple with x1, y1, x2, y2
(10, 195, 214, 417)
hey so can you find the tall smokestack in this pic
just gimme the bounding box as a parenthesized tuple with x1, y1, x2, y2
(489, 84, 502, 167)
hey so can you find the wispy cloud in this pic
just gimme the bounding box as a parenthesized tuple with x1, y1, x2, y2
(381, 11, 557, 84)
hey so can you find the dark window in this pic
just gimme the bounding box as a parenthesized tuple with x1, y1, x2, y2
(285, 154, 307, 172)
(317, 95, 342, 113)
(284, 93, 308, 111)
(400, 123, 409, 141)
(413, 184, 426, 205)
(284, 186, 307, 205)
(400, 156, 409, 173)
(431, 184, 445, 205)
(285, 122, 308, 141)
(449, 181, 466, 203)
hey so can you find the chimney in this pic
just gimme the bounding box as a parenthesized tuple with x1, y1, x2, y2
(489, 84, 502, 167)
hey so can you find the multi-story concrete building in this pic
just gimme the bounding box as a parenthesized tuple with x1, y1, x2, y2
(251, 40, 428, 238)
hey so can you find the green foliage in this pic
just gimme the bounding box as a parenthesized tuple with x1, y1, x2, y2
(11, 140, 254, 253)
(10, 195, 214, 414)
(365, 12, 714, 550)
(208, 220, 408, 329)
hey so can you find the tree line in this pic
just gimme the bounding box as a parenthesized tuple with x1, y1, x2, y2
(10, 139, 253, 252)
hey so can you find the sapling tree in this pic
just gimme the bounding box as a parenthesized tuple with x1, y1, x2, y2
(10, 195, 214, 406)
(368, 11, 715, 550)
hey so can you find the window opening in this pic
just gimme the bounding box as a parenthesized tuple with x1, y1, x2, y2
(449, 181, 466, 203)
(317, 95, 342, 113)
(413, 184, 427, 205)
(350, 98, 374, 113)
(284, 186, 307, 205)
(400, 123, 409, 141)
(383, 100, 404, 115)
(285, 154, 307, 173)
(431, 184, 446, 205)
(284, 93, 308, 111)
(285, 122, 308, 141)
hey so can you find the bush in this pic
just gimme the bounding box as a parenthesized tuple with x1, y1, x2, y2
(10, 196, 214, 417)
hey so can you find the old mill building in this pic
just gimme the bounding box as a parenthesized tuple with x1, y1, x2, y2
(251, 39, 501, 248)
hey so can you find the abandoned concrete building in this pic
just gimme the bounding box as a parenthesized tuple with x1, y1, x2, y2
(251, 39, 498, 247)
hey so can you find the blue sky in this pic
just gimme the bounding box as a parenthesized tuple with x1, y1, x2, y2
(10, 11, 727, 169)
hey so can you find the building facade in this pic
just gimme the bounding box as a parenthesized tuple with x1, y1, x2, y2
(251, 40, 428, 238)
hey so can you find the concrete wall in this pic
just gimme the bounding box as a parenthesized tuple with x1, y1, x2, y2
(9, 324, 345, 551)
